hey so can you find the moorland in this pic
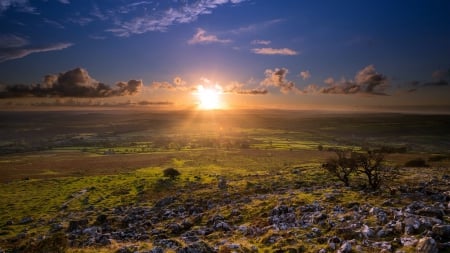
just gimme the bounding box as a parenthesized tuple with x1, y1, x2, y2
(0, 109, 449, 252)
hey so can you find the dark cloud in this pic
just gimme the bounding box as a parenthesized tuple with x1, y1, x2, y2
(315, 65, 388, 96)
(137, 100, 173, 106)
(406, 68, 450, 91)
(224, 82, 267, 95)
(261, 68, 301, 94)
(0, 67, 143, 98)
(0, 34, 73, 63)
(235, 88, 268, 95)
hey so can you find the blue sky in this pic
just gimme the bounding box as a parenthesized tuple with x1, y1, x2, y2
(0, 0, 449, 110)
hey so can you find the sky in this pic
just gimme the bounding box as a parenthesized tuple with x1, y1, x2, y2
(0, 0, 449, 111)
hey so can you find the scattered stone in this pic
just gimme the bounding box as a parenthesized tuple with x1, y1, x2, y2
(416, 237, 438, 253)
(432, 224, 450, 241)
(337, 240, 352, 253)
(19, 216, 33, 224)
(400, 237, 418, 247)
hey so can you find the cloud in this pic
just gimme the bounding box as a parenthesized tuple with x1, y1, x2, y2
(229, 19, 283, 34)
(151, 76, 191, 91)
(223, 81, 268, 95)
(261, 68, 302, 94)
(300, 70, 311, 80)
(0, 68, 143, 98)
(0, 0, 37, 14)
(107, 0, 246, 37)
(431, 68, 450, 80)
(313, 65, 388, 95)
(188, 28, 231, 45)
(58, 0, 70, 4)
(251, 47, 298, 56)
(251, 40, 271, 45)
(0, 35, 72, 63)
(405, 68, 449, 92)
(0, 34, 28, 48)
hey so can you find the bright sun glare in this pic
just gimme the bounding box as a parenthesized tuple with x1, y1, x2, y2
(196, 85, 222, 110)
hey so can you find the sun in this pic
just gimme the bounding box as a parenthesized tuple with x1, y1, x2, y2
(196, 85, 223, 110)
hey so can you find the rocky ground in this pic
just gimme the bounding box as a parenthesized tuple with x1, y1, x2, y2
(1, 172, 450, 253)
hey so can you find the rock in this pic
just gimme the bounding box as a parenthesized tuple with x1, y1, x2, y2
(432, 224, 450, 241)
(167, 222, 183, 235)
(404, 217, 420, 235)
(416, 237, 438, 253)
(376, 228, 393, 238)
(371, 241, 391, 251)
(155, 197, 176, 208)
(416, 207, 444, 219)
(19, 216, 33, 224)
(400, 237, 418, 247)
(155, 239, 182, 249)
(176, 241, 214, 253)
(115, 245, 138, 253)
(337, 241, 352, 253)
(148, 247, 164, 253)
(214, 221, 231, 231)
(328, 236, 341, 250)
(361, 224, 374, 238)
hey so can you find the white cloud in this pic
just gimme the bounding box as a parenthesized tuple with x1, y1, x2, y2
(300, 70, 311, 80)
(58, 0, 70, 4)
(107, 0, 247, 37)
(188, 28, 231, 45)
(251, 47, 298, 56)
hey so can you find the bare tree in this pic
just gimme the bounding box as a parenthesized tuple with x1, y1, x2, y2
(322, 150, 357, 187)
(356, 151, 398, 191)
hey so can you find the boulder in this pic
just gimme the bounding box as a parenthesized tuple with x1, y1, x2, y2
(416, 237, 438, 253)
(432, 224, 450, 241)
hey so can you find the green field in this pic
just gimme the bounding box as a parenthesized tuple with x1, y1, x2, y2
(0, 109, 449, 252)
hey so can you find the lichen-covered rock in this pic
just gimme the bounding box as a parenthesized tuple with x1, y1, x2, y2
(416, 237, 438, 253)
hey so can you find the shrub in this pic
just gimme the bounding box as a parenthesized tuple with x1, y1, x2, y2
(356, 151, 398, 190)
(163, 167, 181, 180)
(322, 150, 358, 187)
(323, 149, 398, 190)
(26, 232, 68, 253)
(428, 154, 448, 162)
(404, 158, 428, 167)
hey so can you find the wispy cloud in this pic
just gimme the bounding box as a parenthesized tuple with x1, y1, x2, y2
(58, 0, 70, 4)
(188, 28, 231, 45)
(251, 47, 298, 56)
(229, 19, 283, 34)
(251, 40, 271, 45)
(0, 0, 37, 14)
(107, 0, 247, 37)
(0, 35, 73, 63)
